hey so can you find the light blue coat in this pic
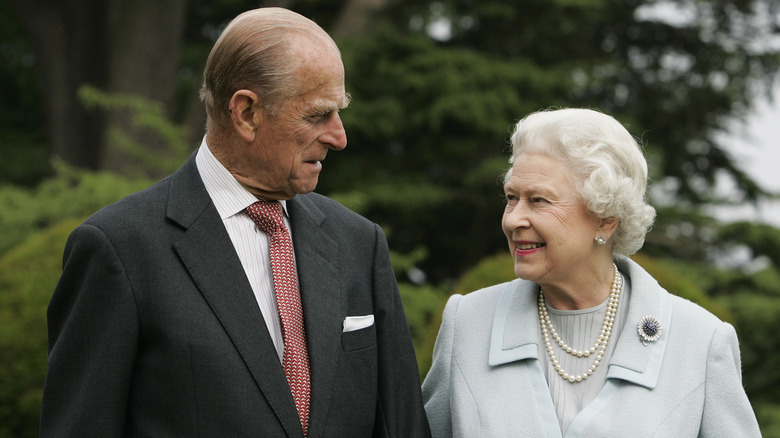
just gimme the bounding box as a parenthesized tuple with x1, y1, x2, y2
(422, 256, 760, 437)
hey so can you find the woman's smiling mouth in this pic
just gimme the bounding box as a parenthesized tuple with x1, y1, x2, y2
(516, 241, 545, 250)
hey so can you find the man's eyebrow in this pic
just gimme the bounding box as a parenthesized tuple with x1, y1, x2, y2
(340, 93, 352, 109)
(311, 94, 351, 114)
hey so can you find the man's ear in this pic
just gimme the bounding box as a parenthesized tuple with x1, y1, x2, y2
(228, 90, 261, 142)
(598, 216, 620, 240)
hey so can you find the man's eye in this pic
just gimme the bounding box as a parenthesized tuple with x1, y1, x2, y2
(532, 197, 547, 203)
(308, 111, 333, 123)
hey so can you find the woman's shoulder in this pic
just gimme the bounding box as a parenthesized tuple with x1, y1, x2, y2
(665, 292, 733, 348)
(620, 256, 727, 330)
(453, 279, 530, 307)
(666, 293, 723, 324)
(443, 279, 535, 324)
(650, 284, 737, 355)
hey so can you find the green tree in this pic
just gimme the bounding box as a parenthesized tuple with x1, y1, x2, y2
(0, 220, 80, 438)
(0, 166, 152, 436)
(319, 0, 780, 283)
(0, 0, 48, 185)
(2, 0, 780, 434)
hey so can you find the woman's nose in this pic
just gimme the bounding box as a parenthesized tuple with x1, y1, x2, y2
(503, 203, 531, 230)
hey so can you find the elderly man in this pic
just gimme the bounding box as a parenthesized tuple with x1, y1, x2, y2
(40, 8, 430, 437)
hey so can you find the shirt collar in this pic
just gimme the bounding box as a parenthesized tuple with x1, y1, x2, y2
(195, 136, 289, 220)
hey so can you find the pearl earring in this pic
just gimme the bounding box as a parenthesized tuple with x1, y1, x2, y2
(595, 235, 607, 245)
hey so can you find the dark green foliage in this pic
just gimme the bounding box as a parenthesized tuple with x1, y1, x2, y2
(398, 283, 447, 379)
(78, 85, 193, 176)
(756, 403, 780, 437)
(719, 221, 780, 268)
(315, 0, 780, 284)
(631, 253, 733, 320)
(385, 0, 778, 203)
(452, 252, 516, 295)
(0, 163, 151, 255)
(323, 29, 570, 282)
(0, 168, 153, 438)
(0, 0, 48, 185)
(0, 219, 82, 438)
(0, 162, 154, 437)
(720, 290, 780, 402)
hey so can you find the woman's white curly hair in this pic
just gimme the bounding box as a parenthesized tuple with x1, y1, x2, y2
(505, 108, 656, 256)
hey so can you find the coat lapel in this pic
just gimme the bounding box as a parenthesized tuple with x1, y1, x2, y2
(488, 279, 540, 365)
(488, 280, 562, 437)
(606, 256, 671, 389)
(287, 194, 343, 437)
(166, 156, 303, 437)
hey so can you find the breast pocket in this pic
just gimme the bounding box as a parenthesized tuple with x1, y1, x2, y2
(341, 324, 377, 352)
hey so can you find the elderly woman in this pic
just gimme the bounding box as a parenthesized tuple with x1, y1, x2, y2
(422, 108, 760, 437)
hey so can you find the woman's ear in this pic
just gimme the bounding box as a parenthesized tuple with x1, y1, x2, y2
(228, 90, 261, 142)
(598, 216, 619, 241)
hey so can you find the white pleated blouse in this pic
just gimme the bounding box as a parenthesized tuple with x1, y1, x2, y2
(538, 273, 630, 435)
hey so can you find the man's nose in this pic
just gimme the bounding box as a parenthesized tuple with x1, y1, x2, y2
(322, 113, 347, 150)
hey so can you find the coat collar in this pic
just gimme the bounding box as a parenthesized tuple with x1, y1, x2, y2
(488, 256, 671, 389)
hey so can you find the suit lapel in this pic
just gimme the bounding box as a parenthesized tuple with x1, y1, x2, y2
(166, 156, 303, 437)
(287, 194, 342, 437)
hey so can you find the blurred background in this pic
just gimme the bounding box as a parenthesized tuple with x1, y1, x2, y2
(1, 0, 779, 436)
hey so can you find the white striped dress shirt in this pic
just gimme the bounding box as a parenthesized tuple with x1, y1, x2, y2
(195, 137, 291, 362)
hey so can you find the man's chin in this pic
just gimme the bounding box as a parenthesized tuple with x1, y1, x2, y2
(290, 176, 320, 195)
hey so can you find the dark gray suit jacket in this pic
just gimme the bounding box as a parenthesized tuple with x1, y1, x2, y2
(40, 155, 430, 437)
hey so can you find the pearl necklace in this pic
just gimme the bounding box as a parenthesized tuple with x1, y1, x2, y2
(538, 263, 622, 383)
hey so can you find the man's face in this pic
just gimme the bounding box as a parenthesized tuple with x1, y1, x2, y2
(240, 44, 349, 200)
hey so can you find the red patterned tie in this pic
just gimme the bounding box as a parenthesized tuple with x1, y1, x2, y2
(246, 201, 310, 435)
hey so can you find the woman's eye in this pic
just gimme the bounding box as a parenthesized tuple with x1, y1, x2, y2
(532, 197, 547, 203)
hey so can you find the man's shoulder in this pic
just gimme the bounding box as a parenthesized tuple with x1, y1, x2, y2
(84, 175, 173, 229)
(84, 156, 200, 229)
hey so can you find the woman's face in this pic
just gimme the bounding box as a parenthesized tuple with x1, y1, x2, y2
(502, 152, 604, 289)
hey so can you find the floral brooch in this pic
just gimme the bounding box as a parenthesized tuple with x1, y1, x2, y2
(637, 315, 663, 346)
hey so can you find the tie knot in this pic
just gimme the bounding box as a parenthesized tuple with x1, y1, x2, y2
(246, 201, 286, 234)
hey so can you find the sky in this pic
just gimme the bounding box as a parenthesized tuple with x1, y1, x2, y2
(711, 85, 780, 227)
(640, 0, 780, 228)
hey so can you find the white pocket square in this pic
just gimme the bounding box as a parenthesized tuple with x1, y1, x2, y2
(343, 315, 374, 332)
